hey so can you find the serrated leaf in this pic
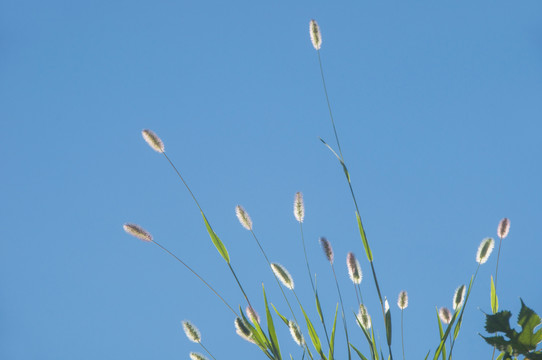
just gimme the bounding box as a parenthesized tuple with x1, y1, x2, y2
(201, 212, 230, 263)
(491, 276, 499, 314)
(480, 334, 511, 352)
(517, 299, 542, 350)
(485, 311, 513, 334)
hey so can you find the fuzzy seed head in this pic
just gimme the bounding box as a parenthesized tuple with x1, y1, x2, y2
(189, 352, 208, 360)
(439, 307, 452, 324)
(346, 252, 362, 284)
(294, 192, 305, 223)
(288, 320, 305, 347)
(123, 223, 153, 242)
(141, 129, 164, 153)
(357, 304, 372, 330)
(309, 20, 322, 50)
(497, 218, 510, 239)
(235, 205, 253, 230)
(453, 284, 466, 311)
(182, 320, 201, 343)
(319, 237, 334, 264)
(476, 237, 495, 264)
(234, 317, 255, 344)
(271, 263, 295, 290)
(246, 306, 260, 324)
(397, 291, 408, 310)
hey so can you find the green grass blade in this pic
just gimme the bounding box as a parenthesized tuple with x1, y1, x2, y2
(433, 311, 460, 360)
(271, 303, 290, 326)
(320, 138, 350, 183)
(385, 308, 392, 346)
(435, 307, 447, 360)
(495, 352, 505, 360)
(201, 212, 230, 263)
(350, 344, 370, 360)
(300, 302, 325, 359)
(315, 288, 325, 324)
(263, 284, 282, 360)
(424, 350, 431, 360)
(328, 304, 338, 360)
(491, 275, 499, 314)
(240, 306, 271, 351)
(355, 212, 373, 262)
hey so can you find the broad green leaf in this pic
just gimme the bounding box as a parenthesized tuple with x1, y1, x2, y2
(356, 211, 373, 262)
(350, 344, 369, 360)
(517, 299, 542, 350)
(300, 303, 325, 359)
(201, 212, 230, 263)
(263, 284, 282, 360)
(329, 304, 338, 360)
(491, 276, 499, 314)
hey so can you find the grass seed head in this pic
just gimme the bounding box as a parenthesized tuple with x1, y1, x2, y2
(498, 218, 510, 239)
(189, 352, 208, 360)
(397, 290, 408, 310)
(271, 263, 295, 290)
(234, 317, 255, 344)
(294, 192, 305, 223)
(123, 223, 153, 242)
(246, 306, 260, 324)
(476, 237, 495, 264)
(182, 320, 201, 343)
(453, 284, 466, 311)
(141, 129, 164, 153)
(439, 307, 452, 324)
(288, 320, 305, 347)
(357, 304, 372, 330)
(319, 237, 334, 264)
(347, 252, 362, 284)
(235, 205, 253, 230)
(309, 19, 322, 50)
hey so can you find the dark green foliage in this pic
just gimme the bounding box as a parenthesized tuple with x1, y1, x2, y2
(481, 299, 542, 359)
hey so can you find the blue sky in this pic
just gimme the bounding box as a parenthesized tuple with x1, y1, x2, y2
(1, 1, 541, 359)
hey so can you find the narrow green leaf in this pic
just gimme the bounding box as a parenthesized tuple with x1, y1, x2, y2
(201, 212, 230, 263)
(385, 308, 392, 346)
(491, 276, 499, 314)
(350, 344, 369, 360)
(495, 352, 505, 360)
(300, 302, 325, 359)
(320, 138, 350, 183)
(329, 303, 338, 360)
(263, 284, 282, 360)
(271, 304, 289, 326)
(315, 288, 324, 324)
(356, 211, 373, 262)
(435, 307, 447, 360)
(239, 306, 271, 351)
(424, 350, 431, 360)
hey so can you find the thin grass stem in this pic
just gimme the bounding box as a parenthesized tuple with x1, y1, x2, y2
(331, 265, 352, 360)
(199, 342, 217, 360)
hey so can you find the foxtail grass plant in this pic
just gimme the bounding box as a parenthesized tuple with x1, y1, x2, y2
(122, 19, 541, 360)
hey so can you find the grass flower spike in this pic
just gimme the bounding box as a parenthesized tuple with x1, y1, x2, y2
(453, 284, 466, 311)
(182, 320, 201, 343)
(319, 237, 334, 264)
(288, 320, 305, 347)
(357, 304, 372, 330)
(476, 237, 495, 264)
(397, 290, 408, 310)
(347, 252, 362, 284)
(246, 306, 260, 324)
(234, 317, 255, 344)
(497, 218, 510, 239)
(189, 352, 208, 360)
(235, 205, 253, 230)
(439, 307, 452, 324)
(271, 263, 294, 290)
(309, 19, 322, 50)
(294, 192, 305, 223)
(123, 223, 153, 242)
(141, 129, 164, 153)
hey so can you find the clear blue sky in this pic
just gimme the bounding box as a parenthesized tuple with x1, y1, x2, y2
(1, 1, 541, 359)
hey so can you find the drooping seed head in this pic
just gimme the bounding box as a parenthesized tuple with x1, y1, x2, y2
(235, 205, 253, 230)
(319, 237, 334, 264)
(294, 192, 305, 223)
(271, 263, 295, 290)
(453, 284, 466, 311)
(182, 320, 201, 343)
(288, 320, 305, 347)
(246, 306, 260, 324)
(234, 317, 255, 344)
(439, 307, 452, 324)
(189, 352, 208, 360)
(309, 19, 322, 50)
(346, 252, 362, 284)
(357, 304, 372, 330)
(476, 237, 495, 264)
(397, 291, 408, 310)
(123, 223, 153, 242)
(141, 129, 164, 153)
(497, 218, 510, 239)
